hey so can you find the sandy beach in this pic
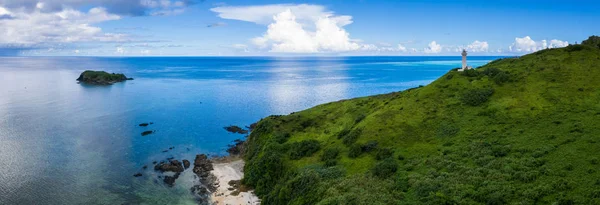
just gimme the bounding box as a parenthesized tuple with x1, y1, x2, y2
(210, 160, 260, 205)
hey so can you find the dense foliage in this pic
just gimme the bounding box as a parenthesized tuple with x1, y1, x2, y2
(76, 70, 131, 85)
(242, 36, 600, 204)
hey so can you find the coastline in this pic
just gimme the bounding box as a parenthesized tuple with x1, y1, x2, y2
(209, 159, 260, 205)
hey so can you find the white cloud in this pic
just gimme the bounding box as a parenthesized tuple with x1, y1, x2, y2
(424, 41, 442, 53)
(397, 44, 407, 52)
(549, 39, 569, 48)
(0, 6, 123, 47)
(116, 47, 124, 54)
(0, 0, 193, 16)
(465, 40, 489, 52)
(509, 36, 569, 53)
(211, 4, 352, 27)
(220, 6, 360, 53)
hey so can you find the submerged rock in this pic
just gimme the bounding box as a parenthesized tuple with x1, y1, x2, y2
(223, 125, 249, 134)
(163, 172, 181, 187)
(141, 131, 154, 136)
(183, 159, 191, 169)
(154, 160, 184, 173)
(76, 70, 133, 85)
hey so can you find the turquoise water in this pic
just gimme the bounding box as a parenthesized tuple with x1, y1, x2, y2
(0, 56, 501, 204)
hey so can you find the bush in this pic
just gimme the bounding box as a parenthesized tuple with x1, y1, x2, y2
(372, 158, 398, 178)
(462, 69, 480, 77)
(342, 129, 362, 145)
(354, 114, 366, 124)
(482, 67, 501, 77)
(336, 129, 350, 139)
(375, 148, 394, 160)
(321, 147, 340, 162)
(272, 132, 291, 144)
(437, 123, 460, 138)
(289, 140, 321, 160)
(348, 144, 363, 158)
(461, 88, 494, 106)
(243, 145, 286, 196)
(493, 71, 510, 85)
(361, 140, 379, 152)
(582, 35, 600, 49)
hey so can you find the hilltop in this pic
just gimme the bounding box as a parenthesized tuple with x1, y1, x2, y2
(241, 37, 600, 204)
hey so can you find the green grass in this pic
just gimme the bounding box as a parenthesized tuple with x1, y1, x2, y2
(242, 37, 600, 205)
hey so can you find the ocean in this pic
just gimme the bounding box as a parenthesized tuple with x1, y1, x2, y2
(0, 56, 502, 204)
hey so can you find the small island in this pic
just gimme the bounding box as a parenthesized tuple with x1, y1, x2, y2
(76, 70, 133, 85)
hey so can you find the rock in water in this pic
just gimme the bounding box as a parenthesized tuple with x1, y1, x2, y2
(76, 70, 133, 85)
(193, 154, 213, 178)
(223, 125, 249, 134)
(141, 131, 154, 136)
(154, 160, 185, 173)
(183, 159, 191, 169)
(163, 172, 181, 187)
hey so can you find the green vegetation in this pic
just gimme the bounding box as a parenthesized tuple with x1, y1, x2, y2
(76, 70, 132, 85)
(582, 35, 600, 49)
(242, 36, 600, 204)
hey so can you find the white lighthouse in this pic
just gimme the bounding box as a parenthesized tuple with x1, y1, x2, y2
(459, 49, 471, 71)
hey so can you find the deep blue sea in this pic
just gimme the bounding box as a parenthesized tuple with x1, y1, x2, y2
(0, 56, 502, 204)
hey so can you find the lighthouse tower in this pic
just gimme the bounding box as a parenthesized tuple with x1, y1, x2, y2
(461, 49, 468, 70)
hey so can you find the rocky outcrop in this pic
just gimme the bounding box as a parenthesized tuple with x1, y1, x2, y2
(183, 159, 191, 169)
(226, 139, 246, 156)
(154, 160, 184, 173)
(76, 70, 133, 85)
(193, 154, 213, 178)
(163, 173, 181, 187)
(224, 125, 248, 134)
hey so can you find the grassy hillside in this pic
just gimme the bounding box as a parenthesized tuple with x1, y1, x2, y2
(242, 38, 600, 205)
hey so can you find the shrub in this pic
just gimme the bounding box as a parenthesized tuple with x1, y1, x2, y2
(361, 140, 379, 152)
(321, 147, 340, 162)
(348, 144, 363, 158)
(289, 140, 321, 160)
(462, 69, 480, 77)
(342, 129, 362, 145)
(493, 71, 510, 85)
(243, 145, 286, 196)
(272, 132, 291, 144)
(336, 129, 351, 139)
(482, 67, 501, 77)
(437, 123, 460, 138)
(354, 114, 366, 124)
(375, 148, 394, 160)
(582, 35, 600, 49)
(461, 88, 494, 106)
(372, 158, 398, 178)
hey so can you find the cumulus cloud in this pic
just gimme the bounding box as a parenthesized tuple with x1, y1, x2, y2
(509, 36, 568, 53)
(211, 4, 352, 27)
(0, 0, 195, 16)
(465, 40, 489, 52)
(213, 4, 360, 53)
(424, 41, 442, 53)
(0, 6, 123, 48)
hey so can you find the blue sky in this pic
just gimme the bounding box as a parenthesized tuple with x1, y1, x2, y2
(0, 0, 598, 56)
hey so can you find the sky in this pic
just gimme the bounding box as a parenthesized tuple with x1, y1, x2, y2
(0, 0, 598, 56)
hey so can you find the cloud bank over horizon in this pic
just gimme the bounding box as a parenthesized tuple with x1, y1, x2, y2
(0, 1, 578, 56)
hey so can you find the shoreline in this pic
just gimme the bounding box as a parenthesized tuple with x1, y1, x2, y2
(209, 159, 260, 205)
